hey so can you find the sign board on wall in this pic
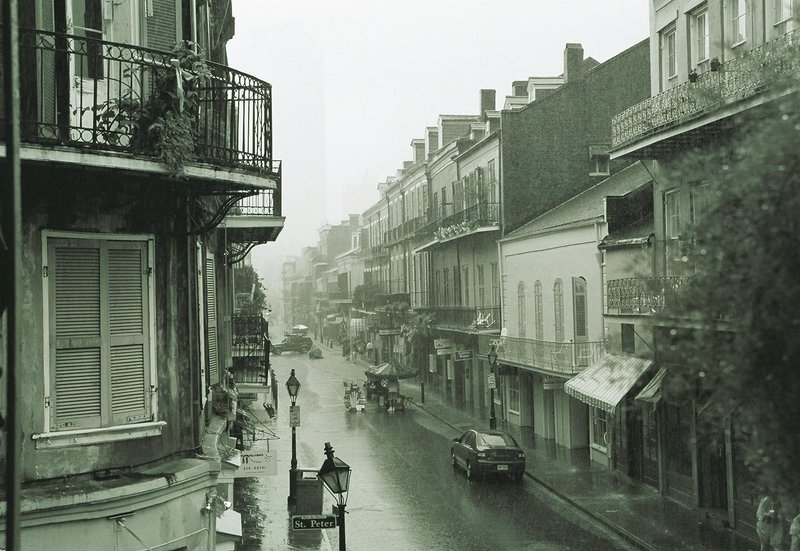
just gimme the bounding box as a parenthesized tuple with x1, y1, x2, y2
(455, 349, 473, 361)
(434, 338, 452, 349)
(436, 347, 451, 356)
(379, 329, 401, 336)
(233, 452, 277, 477)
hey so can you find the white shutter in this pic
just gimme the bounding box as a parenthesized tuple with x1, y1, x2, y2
(51, 241, 103, 429)
(206, 255, 219, 384)
(108, 243, 150, 424)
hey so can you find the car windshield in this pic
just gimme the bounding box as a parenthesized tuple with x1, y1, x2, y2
(477, 433, 516, 448)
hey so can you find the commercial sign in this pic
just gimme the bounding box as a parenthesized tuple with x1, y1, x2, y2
(378, 329, 401, 336)
(292, 515, 337, 530)
(487, 373, 496, 390)
(434, 338, 452, 349)
(289, 405, 300, 427)
(233, 452, 277, 477)
(436, 347, 451, 356)
(455, 349, 473, 361)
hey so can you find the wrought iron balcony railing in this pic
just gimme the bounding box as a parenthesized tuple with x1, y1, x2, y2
(415, 305, 501, 331)
(4, 28, 278, 178)
(478, 334, 606, 375)
(229, 187, 281, 217)
(230, 314, 269, 386)
(606, 277, 688, 315)
(612, 29, 800, 150)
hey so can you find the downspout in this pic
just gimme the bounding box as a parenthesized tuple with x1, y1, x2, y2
(2, 1, 23, 549)
(190, 0, 198, 52)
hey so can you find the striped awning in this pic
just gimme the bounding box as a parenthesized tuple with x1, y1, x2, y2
(565, 355, 653, 413)
(635, 367, 668, 404)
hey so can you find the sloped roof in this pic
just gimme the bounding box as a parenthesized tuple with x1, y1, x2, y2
(501, 161, 652, 242)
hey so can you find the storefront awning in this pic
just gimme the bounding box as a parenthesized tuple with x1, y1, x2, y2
(564, 355, 653, 413)
(635, 366, 668, 404)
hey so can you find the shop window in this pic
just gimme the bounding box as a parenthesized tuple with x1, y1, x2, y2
(590, 407, 608, 450)
(508, 374, 520, 413)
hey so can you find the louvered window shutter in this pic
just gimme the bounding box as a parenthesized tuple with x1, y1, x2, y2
(573, 277, 588, 340)
(108, 242, 151, 424)
(206, 255, 219, 384)
(51, 241, 103, 429)
(50, 238, 151, 431)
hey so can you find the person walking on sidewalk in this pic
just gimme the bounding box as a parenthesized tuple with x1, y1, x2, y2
(757, 493, 785, 551)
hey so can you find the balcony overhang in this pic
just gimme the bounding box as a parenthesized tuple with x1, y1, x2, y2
(412, 225, 499, 253)
(7, 142, 280, 191)
(224, 216, 285, 243)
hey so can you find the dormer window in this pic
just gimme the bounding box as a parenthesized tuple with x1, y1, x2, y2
(589, 145, 610, 177)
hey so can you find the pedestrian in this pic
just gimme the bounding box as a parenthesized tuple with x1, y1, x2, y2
(790, 508, 800, 551)
(757, 493, 784, 551)
(366, 341, 373, 363)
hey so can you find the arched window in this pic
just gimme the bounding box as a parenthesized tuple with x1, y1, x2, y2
(553, 279, 564, 342)
(534, 280, 543, 340)
(517, 281, 526, 337)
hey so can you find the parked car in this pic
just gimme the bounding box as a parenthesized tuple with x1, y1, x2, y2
(451, 429, 526, 481)
(271, 334, 313, 355)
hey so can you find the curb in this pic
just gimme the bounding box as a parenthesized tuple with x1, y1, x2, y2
(405, 397, 655, 551)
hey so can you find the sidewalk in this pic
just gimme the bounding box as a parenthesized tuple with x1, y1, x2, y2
(396, 378, 758, 551)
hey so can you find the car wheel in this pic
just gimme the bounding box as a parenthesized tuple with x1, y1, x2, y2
(300, 346, 310, 353)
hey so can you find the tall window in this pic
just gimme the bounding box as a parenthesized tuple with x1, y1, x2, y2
(775, 0, 794, 34)
(572, 277, 587, 339)
(463, 266, 470, 307)
(663, 26, 677, 79)
(690, 183, 711, 224)
(517, 282, 526, 337)
(46, 234, 153, 431)
(534, 280, 543, 340)
(443, 268, 450, 305)
(590, 407, 608, 449)
(508, 375, 520, 413)
(435, 270, 442, 305)
(692, 8, 710, 67)
(732, 0, 747, 44)
(490, 262, 499, 306)
(488, 159, 496, 183)
(453, 265, 461, 306)
(477, 265, 486, 307)
(664, 189, 682, 274)
(553, 279, 564, 342)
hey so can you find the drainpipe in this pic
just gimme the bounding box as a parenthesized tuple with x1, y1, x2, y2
(190, 0, 198, 52)
(2, 1, 23, 549)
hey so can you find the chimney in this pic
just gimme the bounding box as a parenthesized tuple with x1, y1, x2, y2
(563, 43, 584, 83)
(512, 80, 528, 97)
(480, 89, 496, 116)
(425, 126, 439, 158)
(348, 214, 361, 227)
(411, 139, 426, 163)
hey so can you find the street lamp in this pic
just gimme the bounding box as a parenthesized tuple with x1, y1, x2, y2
(487, 344, 498, 430)
(317, 442, 351, 551)
(286, 369, 301, 507)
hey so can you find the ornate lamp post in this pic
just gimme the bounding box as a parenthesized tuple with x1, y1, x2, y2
(286, 369, 301, 506)
(487, 344, 498, 430)
(317, 442, 351, 551)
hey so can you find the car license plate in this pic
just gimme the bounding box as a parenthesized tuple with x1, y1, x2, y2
(497, 464, 508, 471)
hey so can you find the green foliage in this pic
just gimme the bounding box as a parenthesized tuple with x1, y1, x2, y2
(400, 311, 435, 343)
(661, 95, 800, 501)
(91, 41, 211, 178)
(234, 265, 267, 315)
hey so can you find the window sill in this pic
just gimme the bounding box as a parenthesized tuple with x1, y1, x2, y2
(731, 39, 747, 49)
(32, 421, 166, 449)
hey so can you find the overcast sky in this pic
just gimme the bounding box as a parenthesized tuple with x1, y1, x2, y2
(226, 0, 650, 300)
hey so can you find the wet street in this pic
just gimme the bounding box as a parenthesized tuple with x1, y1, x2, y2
(238, 344, 635, 551)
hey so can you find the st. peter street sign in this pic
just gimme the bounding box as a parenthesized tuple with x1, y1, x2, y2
(292, 515, 337, 530)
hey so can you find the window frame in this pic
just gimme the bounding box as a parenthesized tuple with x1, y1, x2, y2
(37, 230, 162, 448)
(731, 0, 747, 46)
(507, 374, 520, 414)
(590, 406, 608, 451)
(692, 7, 710, 67)
(517, 281, 526, 338)
(663, 26, 677, 79)
(534, 280, 543, 340)
(553, 279, 565, 342)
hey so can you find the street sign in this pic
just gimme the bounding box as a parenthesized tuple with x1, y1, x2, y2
(292, 515, 337, 530)
(436, 347, 451, 356)
(233, 452, 277, 477)
(289, 405, 300, 427)
(487, 373, 496, 389)
(455, 349, 473, 361)
(434, 338, 452, 349)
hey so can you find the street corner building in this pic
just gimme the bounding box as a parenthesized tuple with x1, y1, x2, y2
(0, 1, 284, 549)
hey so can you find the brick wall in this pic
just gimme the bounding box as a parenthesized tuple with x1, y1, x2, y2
(500, 40, 650, 235)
